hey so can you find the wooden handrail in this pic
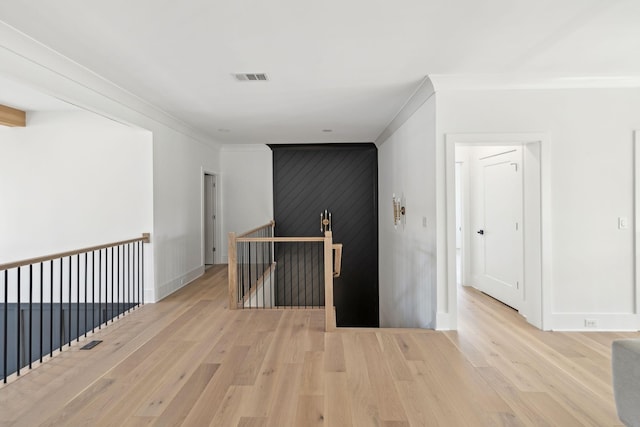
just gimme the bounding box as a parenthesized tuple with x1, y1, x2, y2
(0, 233, 150, 271)
(238, 220, 275, 238)
(236, 237, 324, 243)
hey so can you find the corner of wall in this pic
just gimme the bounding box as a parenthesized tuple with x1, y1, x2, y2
(374, 76, 435, 147)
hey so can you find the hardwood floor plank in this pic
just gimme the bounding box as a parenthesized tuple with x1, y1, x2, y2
(294, 394, 325, 426)
(1, 266, 637, 426)
(359, 332, 408, 423)
(325, 372, 353, 427)
(238, 416, 268, 427)
(151, 363, 220, 427)
(265, 363, 303, 427)
(324, 332, 346, 372)
(209, 385, 251, 427)
(300, 350, 325, 395)
(181, 345, 251, 426)
(379, 333, 413, 381)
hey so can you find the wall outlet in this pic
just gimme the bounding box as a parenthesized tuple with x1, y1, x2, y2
(584, 319, 598, 328)
(618, 217, 629, 229)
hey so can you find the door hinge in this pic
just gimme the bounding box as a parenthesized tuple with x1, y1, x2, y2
(515, 222, 519, 231)
(516, 281, 519, 289)
(213, 247, 216, 252)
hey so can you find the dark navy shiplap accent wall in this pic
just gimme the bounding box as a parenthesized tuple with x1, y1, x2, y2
(270, 143, 379, 327)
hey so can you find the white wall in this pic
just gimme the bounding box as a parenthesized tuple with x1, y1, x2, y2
(378, 95, 437, 328)
(220, 145, 273, 262)
(0, 111, 152, 262)
(437, 88, 640, 330)
(0, 110, 153, 302)
(152, 130, 220, 300)
(0, 22, 222, 302)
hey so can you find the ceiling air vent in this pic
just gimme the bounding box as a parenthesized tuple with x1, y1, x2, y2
(234, 73, 269, 81)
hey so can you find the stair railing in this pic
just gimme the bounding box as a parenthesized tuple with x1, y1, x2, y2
(0, 233, 150, 385)
(228, 222, 341, 331)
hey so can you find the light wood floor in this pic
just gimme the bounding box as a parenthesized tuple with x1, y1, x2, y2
(1, 265, 638, 426)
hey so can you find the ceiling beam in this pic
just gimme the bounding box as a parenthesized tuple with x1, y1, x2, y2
(0, 104, 26, 127)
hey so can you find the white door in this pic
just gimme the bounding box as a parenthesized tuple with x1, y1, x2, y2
(204, 174, 216, 265)
(477, 149, 523, 309)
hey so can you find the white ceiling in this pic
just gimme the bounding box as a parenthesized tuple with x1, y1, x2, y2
(1, 0, 639, 143)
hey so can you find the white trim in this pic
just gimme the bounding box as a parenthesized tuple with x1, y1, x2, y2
(435, 312, 451, 331)
(0, 21, 219, 148)
(430, 74, 640, 91)
(551, 313, 639, 331)
(156, 265, 205, 301)
(635, 131, 640, 319)
(375, 76, 435, 147)
(220, 144, 271, 152)
(444, 133, 551, 330)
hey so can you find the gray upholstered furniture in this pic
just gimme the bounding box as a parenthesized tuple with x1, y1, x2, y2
(612, 339, 640, 426)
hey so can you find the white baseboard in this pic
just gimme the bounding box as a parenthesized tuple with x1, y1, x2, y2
(435, 312, 452, 330)
(550, 312, 640, 331)
(156, 265, 205, 302)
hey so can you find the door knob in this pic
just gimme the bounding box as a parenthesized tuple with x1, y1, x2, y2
(477, 229, 484, 235)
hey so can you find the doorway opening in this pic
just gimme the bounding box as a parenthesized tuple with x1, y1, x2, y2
(446, 133, 549, 331)
(203, 173, 217, 267)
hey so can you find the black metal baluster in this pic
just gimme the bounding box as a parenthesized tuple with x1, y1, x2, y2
(50, 260, 53, 357)
(98, 249, 102, 328)
(141, 241, 145, 305)
(128, 243, 132, 312)
(84, 253, 87, 338)
(129, 244, 132, 311)
(39, 262, 43, 363)
(16, 267, 21, 376)
(111, 247, 114, 324)
(28, 265, 32, 369)
(67, 255, 72, 348)
(76, 254, 80, 342)
(59, 258, 63, 352)
(123, 245, 127, 314)
(262, 241, 266, 309)
(92, 251, 95, 333)
(137, 242, 141, 307)
(117, 246, 120, 318)
(3, 270, 8, 383)
(304, 243, 307, 308)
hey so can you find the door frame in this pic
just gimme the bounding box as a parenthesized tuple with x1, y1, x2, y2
(445, 133, 551, 330)
(201, 169, 219, 265)
(635, 131, 640, 320)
